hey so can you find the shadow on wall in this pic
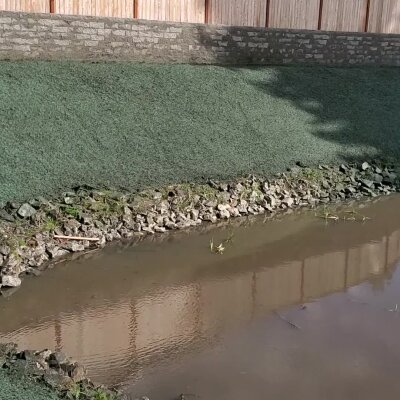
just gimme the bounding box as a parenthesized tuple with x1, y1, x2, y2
(191, 25, 276, 65)
(246, 65, 400, 163)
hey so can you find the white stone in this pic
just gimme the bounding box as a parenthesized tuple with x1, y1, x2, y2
(1, 275, 22, 288)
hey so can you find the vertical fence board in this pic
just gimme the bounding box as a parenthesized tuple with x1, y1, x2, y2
(320, 0, 368, 32)
(54, 0, 134, 18)
(138, 0, 205, 23)
(0, 0, 49, 12)
(269, 0, 319, 30)
(368, 0, 400, 33)
(207, 0, 267, 27)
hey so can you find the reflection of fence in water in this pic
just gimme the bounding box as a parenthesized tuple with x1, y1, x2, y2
(4, 228, 400, 383)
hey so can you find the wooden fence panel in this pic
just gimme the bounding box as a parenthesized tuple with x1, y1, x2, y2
(320, 0, 367, 32)
(54, 0, 134, 18)
(269, 0, 320, 30)
(207, 0, 267, 27)
(2, 0, 400, 36)
(137, 0, 205, 23)
(0, 0, 49, 12)
(368, 0, 400, 33)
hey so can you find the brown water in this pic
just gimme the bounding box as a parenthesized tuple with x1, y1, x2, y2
(2, 196, 400, 400)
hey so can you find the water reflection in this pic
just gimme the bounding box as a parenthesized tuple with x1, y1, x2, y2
(1, 197, 400, 387)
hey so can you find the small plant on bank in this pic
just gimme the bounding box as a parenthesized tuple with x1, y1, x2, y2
(63, 206, 81, 218)
(66, 383, 81, 400)
(42, 217, 58, 232)
(65, 383, 119, 400)
(91, 387, 117, 400)
(300, 168, 324, 182)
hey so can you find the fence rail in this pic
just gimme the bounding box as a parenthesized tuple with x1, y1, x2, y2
(1, 0, 400, 33)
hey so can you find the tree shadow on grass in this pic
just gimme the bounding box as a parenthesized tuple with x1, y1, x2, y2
(248, 65, 400, 165)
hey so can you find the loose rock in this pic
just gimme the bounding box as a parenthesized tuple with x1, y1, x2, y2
(1, 343, 124, 398)
(0, 209, 15, 222)
(17, 203, 37, 218)
(0, 245, 10, 256)
(1, 275, 22, 288)
(361, 162, 370, 171)
(62, 242, 85, 253)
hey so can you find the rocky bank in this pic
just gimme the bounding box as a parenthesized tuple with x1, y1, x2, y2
(0, 343, 123, 400)
(0, 161, 399, 294)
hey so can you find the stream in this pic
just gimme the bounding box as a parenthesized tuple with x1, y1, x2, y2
(1, 196, 400, 399)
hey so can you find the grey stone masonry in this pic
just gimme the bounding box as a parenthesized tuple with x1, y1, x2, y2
(0, 11, 400, 65)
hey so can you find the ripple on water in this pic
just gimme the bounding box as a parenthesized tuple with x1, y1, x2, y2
(2, 196, 400, 397)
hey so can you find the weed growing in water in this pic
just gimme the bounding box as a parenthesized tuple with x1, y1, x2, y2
(316, 207, 371, 222)
(209, 232, 234, 255)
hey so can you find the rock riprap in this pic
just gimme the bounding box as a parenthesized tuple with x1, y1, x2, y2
(0, 343, 122, 399)
(0, 161, 398, 294)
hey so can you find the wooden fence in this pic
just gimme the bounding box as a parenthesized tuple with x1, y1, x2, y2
(138, 0, 205, 23)
(53, 0, 134, 19)
(268, 0, 320, 30)
(0, 0, 49, 13)
(207, 0, 267, 27)
(320, 0, 368, 32)
(368, 0, 400, 33)
(1, 0, 400, 33)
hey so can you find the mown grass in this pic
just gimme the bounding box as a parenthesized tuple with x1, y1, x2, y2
(1, 61, 400, 204)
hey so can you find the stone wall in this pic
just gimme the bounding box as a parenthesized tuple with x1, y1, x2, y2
(0, 11, 400, 65)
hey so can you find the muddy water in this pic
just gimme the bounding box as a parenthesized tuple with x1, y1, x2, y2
(2, 196, 400, 399)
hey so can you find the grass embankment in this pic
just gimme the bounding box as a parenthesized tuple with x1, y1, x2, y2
(1, 62, 400, 204)
(0, 369, 60, 400)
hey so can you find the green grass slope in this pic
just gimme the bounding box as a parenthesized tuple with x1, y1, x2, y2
(1, 61, 400, 203)
(0, 370, 60, 400)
